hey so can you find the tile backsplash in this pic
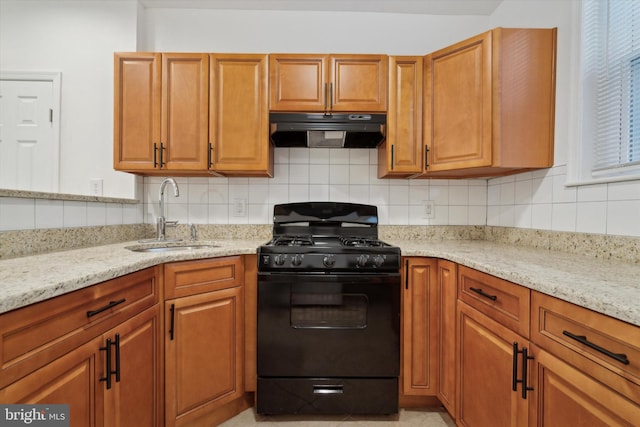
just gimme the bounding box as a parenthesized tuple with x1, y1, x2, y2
(2, 148, 640, 238)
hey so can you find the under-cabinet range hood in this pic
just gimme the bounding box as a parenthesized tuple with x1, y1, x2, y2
(269, 112, 386, 148)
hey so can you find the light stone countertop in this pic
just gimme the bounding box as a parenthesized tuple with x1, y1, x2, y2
(1, 238, 639, 327)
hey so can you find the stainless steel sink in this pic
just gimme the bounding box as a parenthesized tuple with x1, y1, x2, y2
(125, 243, 219, 253)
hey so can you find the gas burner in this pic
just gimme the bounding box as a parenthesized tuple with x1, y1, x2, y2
(340, 236, 385, 248)
(272, 235, 314, 247)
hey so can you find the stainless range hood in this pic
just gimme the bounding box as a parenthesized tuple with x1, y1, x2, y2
(269, 112, 386, 148)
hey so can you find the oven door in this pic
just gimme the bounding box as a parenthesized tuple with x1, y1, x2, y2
(257, 272, 400, 378)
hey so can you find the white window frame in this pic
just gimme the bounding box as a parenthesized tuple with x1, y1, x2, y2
(567, 0, 640, 186)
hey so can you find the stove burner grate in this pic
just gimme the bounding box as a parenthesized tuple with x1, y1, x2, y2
(272, 235, 314, 247)
(339, 236, 386, 248)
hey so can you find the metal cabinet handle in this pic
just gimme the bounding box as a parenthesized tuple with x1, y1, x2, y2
(313, 385, 343, 395)
(208, 143, 213, 169)
(563, 330, 629, 365)
(324, 83, 328, 111)
(329, 82, 334, 110)
(100, 338, 113, 389)
(424, 145, 430, 169)
(469, 287, 497, 301)
(169, 304, 176, 340)
(114, 333, 121, 383)
(391, 145, 395, 170)
(512, 342, 534, 399)
(153, 143, 159, 168)
(87, 298, 126, 318)
(405, 260, 409, 290)
(159, 142, 165, 167)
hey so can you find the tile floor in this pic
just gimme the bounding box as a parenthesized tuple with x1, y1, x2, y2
(219, 408, 456, 427)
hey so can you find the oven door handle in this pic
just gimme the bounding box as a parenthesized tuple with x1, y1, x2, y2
(313, 384, 344, 395)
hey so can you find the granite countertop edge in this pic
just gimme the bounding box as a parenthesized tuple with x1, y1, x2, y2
(1, 239, 638, 327)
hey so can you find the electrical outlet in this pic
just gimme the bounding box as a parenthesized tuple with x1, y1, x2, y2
(232, 198, 247, 217)
(423, 200, 435, 219)
(90, 179, 103, 196)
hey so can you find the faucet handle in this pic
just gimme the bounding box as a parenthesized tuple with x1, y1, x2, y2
(190, 224, 197, 241)
(165, 220, 179, 227)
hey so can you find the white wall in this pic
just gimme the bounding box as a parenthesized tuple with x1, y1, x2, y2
(0, 0, 139, 198)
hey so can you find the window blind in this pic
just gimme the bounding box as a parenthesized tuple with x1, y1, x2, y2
(585, 0, 640, 174)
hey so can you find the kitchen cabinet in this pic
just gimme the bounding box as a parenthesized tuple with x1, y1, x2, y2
(115, 53, 272, 177)
(456, 265, 531, 426)
(0, 267, 162, 427)
(209, 54, 272, 177)
(401, 257, 438, 397)
(436, 259, 456, 418)
(420, 27, 556, 178)
(378, 56, 424, 178)
(164, 257, 246, 427)
(269, 54, 388, 112)
(114, 52, 209, 172)
(529, 291, 640, 426)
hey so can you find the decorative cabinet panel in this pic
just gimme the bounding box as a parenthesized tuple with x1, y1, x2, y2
(269, 54, 387, 112)
(421, 28, 557, 178)
(436, 259, 457, 418)
(0, 268, 162, 427)
(401, 257, 438, 396)
(114, 53, 272, 176)
(164, 257, 245, 427)
(378, 56, 424, 178)
(114, 53, 209, 172)
(209, 54, 273, 176)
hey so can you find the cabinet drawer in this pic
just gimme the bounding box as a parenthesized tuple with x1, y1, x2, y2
(164, 256, 244, 299)
(457, 265, 530, 337)
(0, 267, 159, 388)
(531, 291, 640, 386)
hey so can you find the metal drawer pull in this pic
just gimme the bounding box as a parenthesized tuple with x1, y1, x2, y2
(87, 298, 126, 318)
(469, 287, 497, 301)
(562, 330, 630, 365)
(313, 385, 344, 395)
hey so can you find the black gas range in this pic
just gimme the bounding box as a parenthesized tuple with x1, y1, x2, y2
(258, 202, 400, 273)
(256, 202, 401, 416)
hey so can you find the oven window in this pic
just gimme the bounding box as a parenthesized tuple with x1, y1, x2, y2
(290, 292, 368, 329)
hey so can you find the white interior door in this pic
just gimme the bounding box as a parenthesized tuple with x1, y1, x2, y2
(0, 77, 58, 192)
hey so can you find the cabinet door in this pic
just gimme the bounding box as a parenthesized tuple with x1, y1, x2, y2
(402, 258, 438, 396)
(165, 287, 243, 427)
(424, 31, 492, 173)
(529, 345, 640, 427)
(161, 53, 209, 171)
(457, 302, 529, 427)
(378, 56, 423, 178)
(330, 54, 388, 112)
(0, 337, 102, 427)
(437, 260, 457, 417)
(209, 54, 272, 176)
(114, 52, 161, 171)
(103, 306, 162, 427)
(269, 54, 327, 111)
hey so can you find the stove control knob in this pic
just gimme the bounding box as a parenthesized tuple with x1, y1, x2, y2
(373, 255, 385, 268)
(323, 254, 336, 268)
(292, 254, 303, 266)
(356, 254, 369, 267)
(274, 254, 286, 266)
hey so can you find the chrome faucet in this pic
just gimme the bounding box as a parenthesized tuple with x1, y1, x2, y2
(157, 178, 180, 240)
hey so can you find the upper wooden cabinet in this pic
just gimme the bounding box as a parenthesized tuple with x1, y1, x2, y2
(209, 54, 273, 177)
(114, 52, 272, 177)
(378, 56, 423, 178)
(114, 52, 209, 172)
(420, 28, 557, 178)
(269, 54, 388, 112)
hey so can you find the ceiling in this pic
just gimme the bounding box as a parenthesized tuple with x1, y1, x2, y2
(137, 0, 505, 16)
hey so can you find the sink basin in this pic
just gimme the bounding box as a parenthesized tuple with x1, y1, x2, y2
(126, 243, 219, 253)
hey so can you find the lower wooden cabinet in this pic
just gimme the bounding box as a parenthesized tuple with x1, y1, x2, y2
(457, 301, 530, 427)
(401, 257, 438, 396)
(0, 306, 162, 427)
(529, 344, 640, 426)
(436, 259, 457, 417)
(164, 257, 244, 427)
